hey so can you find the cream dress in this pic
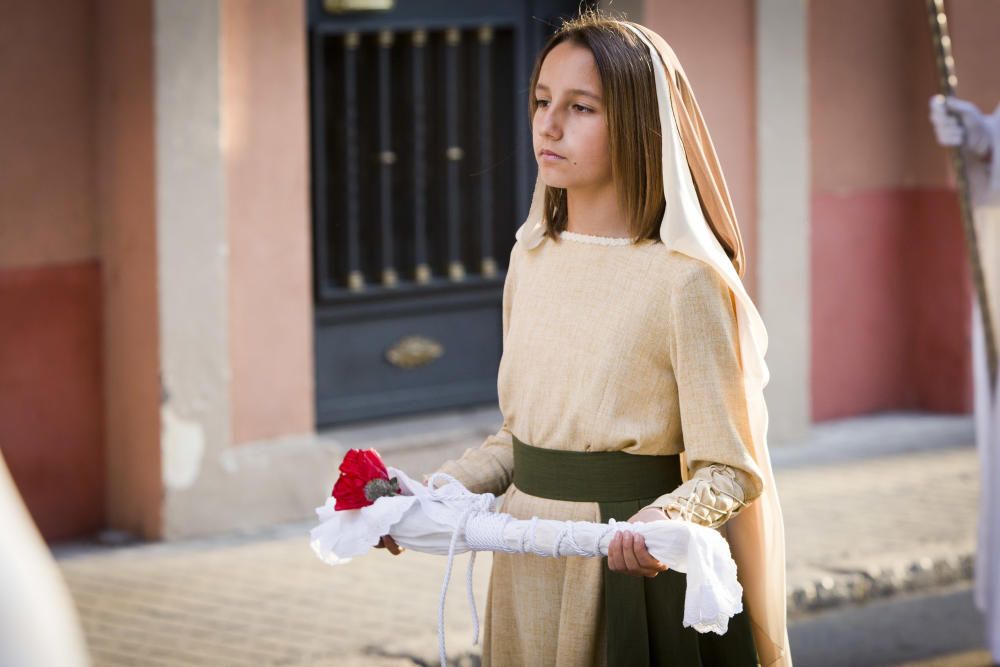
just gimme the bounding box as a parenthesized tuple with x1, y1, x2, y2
(424, 229, 763, 666)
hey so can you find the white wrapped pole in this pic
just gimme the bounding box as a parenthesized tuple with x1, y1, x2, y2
(462, 509, 742, 634)
(311, 468, 743, 667)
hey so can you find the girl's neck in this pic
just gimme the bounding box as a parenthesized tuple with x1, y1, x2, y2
(564, 184, 630, 238)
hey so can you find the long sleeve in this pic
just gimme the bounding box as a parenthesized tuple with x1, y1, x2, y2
(421, 245, 519, 495)
(644, 260, 763, 528)
(423, 423, 514, 496)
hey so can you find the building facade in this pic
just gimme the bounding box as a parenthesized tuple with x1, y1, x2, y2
(2, 0, 998, 541)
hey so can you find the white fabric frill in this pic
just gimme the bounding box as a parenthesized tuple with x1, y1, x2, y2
(310, 466, 744, 666)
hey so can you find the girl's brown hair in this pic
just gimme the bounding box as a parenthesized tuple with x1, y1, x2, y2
(528, 8, 742, 270)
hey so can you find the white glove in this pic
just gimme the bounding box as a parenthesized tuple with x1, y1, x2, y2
(929, 94, 993, 157)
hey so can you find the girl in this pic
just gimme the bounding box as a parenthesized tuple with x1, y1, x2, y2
(381, 10, 790, 666)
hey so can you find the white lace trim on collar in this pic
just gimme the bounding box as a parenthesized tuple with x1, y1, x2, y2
(558, 230, 633, 246)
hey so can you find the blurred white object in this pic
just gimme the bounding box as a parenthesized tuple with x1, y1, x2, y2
(954, 94, 1000, 664)
(0, 453, 90, 667)
(311, 467, 744, 667)
(934, 90, 1000, 663)
(929, 94, 994, 157)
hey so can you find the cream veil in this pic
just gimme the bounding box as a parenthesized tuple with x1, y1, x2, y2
(514, 21, 791, 667)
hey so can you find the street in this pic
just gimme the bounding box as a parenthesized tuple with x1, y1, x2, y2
(790, 583, 988, 667)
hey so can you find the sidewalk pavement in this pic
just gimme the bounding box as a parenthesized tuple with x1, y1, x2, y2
(53, 411, 979, 666)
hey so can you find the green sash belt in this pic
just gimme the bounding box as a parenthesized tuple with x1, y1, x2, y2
(512, 434, 680, 502)
(511, 435, 758, 667)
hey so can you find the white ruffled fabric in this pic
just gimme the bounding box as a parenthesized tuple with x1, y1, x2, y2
(311, 466, 744, 666)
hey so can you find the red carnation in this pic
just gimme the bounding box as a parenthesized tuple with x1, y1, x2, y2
(331, 448, 401, 510)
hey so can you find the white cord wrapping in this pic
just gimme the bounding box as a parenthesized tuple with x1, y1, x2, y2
(312, 468, 744, 660)
(417, 474, 746, 664)
(423, 475, 648, 666)
(425, 473, 496, 667)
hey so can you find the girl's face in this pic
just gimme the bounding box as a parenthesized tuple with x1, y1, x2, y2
(532, 42, 611, 192)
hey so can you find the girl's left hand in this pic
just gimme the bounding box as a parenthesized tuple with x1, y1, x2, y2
(606, 507, 670, 578)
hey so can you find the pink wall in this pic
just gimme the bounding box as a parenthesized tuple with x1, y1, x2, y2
(0, 1, 108, 539)
(223, 0, 315, 444)
(0, 3, 98, 269)
(811, 190, 972, 418)
(0, 263, 105, 541)
(644, 0, 758, 297)
(811, 192, 913, 414)
(949, 0, 1000, 119)
(0, 0, 165, 541)
(97, 0, 162, 539)
(808, 0, 996, 420)
(811, 2, 929, 192)
(908, 189, 974, 412)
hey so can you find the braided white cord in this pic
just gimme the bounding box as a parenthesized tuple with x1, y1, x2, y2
(460, 512, 517, 648)
(560, 519, 596, 557)
(466, 551, 478, 644)
(520, 517, 539, 554)
(425, 473, 496, 667)
(437, 503, 471, 667)
(551, 523, 570, 557)
(465, 512, 517, 552)
(421, 474, 646, 665)
(467, 512, 611, 557)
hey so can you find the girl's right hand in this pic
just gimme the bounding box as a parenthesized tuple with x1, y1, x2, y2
(375, 535, 404, 555)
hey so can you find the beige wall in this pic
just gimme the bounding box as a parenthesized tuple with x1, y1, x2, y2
(97, 0, 162, 539)
(154, 0, 232, 540)
(0, 2, 98, 269)
(644, 0, 758, 296)
(155, 0, 321, 538)
(94, 0, 316, 539)
(222, 0, 314, 446)
(756, 0, 811, 442)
